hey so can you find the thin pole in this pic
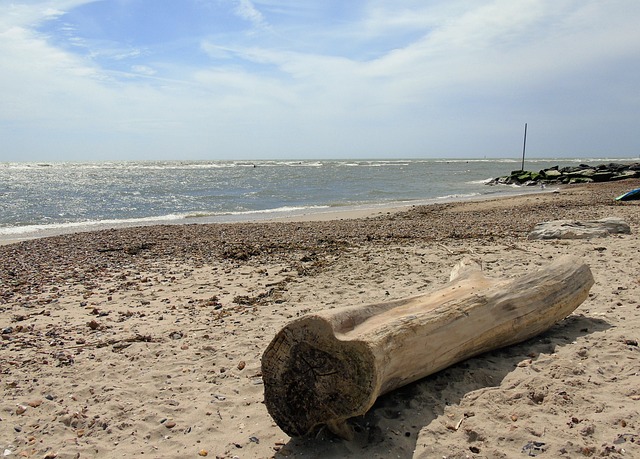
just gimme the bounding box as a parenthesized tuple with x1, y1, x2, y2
(521, 122, 528, 171)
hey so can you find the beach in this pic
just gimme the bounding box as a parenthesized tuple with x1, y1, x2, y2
(1, 179, 639, 458)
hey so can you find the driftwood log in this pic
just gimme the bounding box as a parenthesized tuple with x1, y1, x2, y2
(261, 256, 594, 439)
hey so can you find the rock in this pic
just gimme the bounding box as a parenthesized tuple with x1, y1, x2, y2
(488, 162, 640, 187)
(541, 169, 562, 179)
(528, 217, 631, 240)
(521, 441, 546, 456)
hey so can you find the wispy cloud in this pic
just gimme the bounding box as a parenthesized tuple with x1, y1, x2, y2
(232, 0, 269, 29)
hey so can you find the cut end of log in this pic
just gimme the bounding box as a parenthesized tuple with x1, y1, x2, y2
(261, 316, 378, 437)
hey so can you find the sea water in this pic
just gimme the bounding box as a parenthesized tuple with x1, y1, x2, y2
(0, 158, 629, 241)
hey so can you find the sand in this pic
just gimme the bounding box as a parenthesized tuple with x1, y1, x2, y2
(1, 179, 639, 459)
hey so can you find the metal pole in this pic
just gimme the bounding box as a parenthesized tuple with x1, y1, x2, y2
(521, 123, 528, 171)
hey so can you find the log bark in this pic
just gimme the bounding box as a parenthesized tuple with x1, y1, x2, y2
(261, 255, 594, 438)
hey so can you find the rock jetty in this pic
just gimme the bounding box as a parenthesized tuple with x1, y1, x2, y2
(487, 162, 640, 187)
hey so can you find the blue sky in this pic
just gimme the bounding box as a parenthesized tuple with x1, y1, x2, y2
(1, 0, 639, 161)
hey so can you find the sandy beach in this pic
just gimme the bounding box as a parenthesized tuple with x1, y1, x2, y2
(1, 179, 639, 459)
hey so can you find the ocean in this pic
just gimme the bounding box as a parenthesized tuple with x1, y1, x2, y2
(0, 158, 629, 241)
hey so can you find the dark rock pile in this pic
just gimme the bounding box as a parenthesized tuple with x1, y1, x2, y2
(488, 162, 640, 187)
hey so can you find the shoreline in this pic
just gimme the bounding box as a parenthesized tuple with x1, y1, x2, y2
(0, 185, 561, 246)
(1, 178, 639, 458)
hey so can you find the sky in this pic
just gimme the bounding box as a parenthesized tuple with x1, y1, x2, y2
(1, 0, 639, 161)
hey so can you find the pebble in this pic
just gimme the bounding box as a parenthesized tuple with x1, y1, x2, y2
(165, 421, 176, 429)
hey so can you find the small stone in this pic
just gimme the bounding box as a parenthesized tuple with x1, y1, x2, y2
(16, 405, 28, 415)
(198, 450, 208, 457)
(165, 421, 176, 429)
(580, 424, 595, 436)
(237, 361, 246, 371)
(27, 400, 43, 408)
(511, 414, 518, 422)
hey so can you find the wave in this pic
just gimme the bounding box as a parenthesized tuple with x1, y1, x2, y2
(435, 192, 482, 200)
(0, 204, 334, 238)
(433, 159, 519, 164)
(3, 158, 637, 173)
(0, 214, 185, 237)
(184, 205, 331, 218)
(467, 178, 495, 185)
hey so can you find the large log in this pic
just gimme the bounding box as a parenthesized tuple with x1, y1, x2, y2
(261, 256, 594, 439)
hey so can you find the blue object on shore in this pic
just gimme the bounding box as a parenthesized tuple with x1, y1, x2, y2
(615, 188, 640, 201)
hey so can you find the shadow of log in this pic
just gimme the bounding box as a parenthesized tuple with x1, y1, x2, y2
(275, 314, 610, 458)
